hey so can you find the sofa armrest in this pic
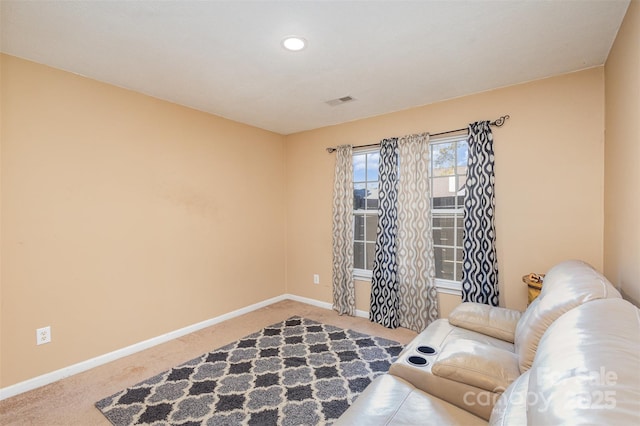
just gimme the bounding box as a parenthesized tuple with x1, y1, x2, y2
(432, 339, 521, 392)
(334, 375, 487, 426)
(449, 302, 522, 343)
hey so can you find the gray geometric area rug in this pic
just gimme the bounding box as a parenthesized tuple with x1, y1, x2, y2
(96, 316, 403, 426)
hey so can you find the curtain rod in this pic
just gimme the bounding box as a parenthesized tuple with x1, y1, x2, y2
(325, 115, 510, 153)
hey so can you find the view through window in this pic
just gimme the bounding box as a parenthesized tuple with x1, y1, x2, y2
(353, 151, 379, 273)
(352, 135, 468, 285)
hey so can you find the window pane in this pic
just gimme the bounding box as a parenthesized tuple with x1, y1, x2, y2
(353, 142, 467, 281)
(455, 175, 467, 207)
(432, 143, 455, 177)
(367, 152, 379, 181)
(456, 219, 464, 246)
(456, 249, 464, 281)
(353, 150, 381, 274)
(354, 183, 366, 210)
(447, 175, 460, 195)
(433, 216, 455, 246)
(428, 138, 468, 284)
(457, 142, 468, 167)
(366, 182, 379, 210)
(354, 242, 365, 270)
(354, 214, 365, 240)
(432, 176, 455, 202)
(366, 242, 376, 270)
(434, 247, 455, 280)
(432, 182, 458, 211)
(353, 154, 366, 182)
(365, 214, 378, 241)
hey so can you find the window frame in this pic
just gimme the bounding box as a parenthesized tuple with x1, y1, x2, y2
(351, 134, 467, 296)
(430, 133, 468, 294)
(352, 148, 380, 279)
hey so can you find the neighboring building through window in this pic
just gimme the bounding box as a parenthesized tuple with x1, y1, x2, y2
(353, 150, 379, 276)
(430, 136, 468, 288)
(352, 135, 468, 293)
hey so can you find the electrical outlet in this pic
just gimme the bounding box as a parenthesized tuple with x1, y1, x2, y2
(36, 326, 51, 345)
(313, 274, 320, 284)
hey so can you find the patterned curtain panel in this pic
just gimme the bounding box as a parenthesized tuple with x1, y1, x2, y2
(369, 138, 400, 328)
(331, 145, 356, 316)
(397, 134, 439, 331)
(462, 121, 499, 305)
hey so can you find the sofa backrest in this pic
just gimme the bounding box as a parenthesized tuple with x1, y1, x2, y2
(514, 260, 621, 371)
(527, 298, 640, 424)
(491, 298, 640, 425)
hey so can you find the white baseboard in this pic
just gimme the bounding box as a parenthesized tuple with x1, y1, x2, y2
(0, 294, 290, 401)
(284, 293, 369, 319)
(0, 293, 367, 401)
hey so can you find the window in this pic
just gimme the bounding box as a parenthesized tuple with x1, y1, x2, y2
(353, 150, 379, 278)
(352, 135, 468, 293)
(430, 136, 468, 289)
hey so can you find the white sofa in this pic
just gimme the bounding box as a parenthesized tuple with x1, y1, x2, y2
(335, 261, 640, 425)
(387, 260, 622, 419)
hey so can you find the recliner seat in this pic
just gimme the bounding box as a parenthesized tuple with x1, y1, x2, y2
(335, 297, 640, 425)
(388, 260, 622, 419)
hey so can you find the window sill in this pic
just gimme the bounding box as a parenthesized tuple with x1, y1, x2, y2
(352, 272, 461, 296)
(434, 279, 462, 296)
(353, 269, 373, 281)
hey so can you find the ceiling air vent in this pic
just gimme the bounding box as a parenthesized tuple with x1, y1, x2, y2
(325, 96, 356, 107)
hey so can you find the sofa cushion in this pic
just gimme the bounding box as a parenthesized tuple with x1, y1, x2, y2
(526, 298, 640, 425)
(514, 260, 621, 371)
(333, 374, 487, 426)
(449, 303, 521, 343)
(432, 339, 520, 392)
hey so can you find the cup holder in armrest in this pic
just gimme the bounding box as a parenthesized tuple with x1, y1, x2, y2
(407, 355, 428, 366)
(416, 345, 437, 355)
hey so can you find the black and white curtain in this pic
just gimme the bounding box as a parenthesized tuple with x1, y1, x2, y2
(462, 121, 499, 305)
(369, 135, 439, 331)
(369, 139, 400, 328)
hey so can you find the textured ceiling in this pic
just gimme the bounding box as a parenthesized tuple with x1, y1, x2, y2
(1, 0, 630, 135)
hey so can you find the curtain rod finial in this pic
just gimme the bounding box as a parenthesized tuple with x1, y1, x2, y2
(493, 115, 510, 127)
(326, 147, 337, 154)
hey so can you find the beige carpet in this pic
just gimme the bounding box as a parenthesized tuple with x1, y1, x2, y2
(0, 300, 416, 425)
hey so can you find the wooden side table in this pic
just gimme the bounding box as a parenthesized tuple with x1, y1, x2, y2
(523, 273, 544, 305)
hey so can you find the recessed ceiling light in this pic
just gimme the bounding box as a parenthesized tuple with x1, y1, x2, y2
(281, 36, 307, 52)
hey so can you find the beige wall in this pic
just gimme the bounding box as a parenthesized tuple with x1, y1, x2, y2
(604, 0, 640, 305)
(2, 37, 621, 390)
(285, 68, 605, 315)
(0, 54, 287, 387)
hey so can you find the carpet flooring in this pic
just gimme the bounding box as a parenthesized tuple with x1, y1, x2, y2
(95, 316, 403, 425)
